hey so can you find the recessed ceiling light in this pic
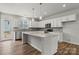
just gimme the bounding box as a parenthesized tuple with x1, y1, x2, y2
(62, 4, 66, 7)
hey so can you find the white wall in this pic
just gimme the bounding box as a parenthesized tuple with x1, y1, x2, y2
(0, 13, 1, 40)
(45, 8, 79, 45)
(0, 12, 32, 40)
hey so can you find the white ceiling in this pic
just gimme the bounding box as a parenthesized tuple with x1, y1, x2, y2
(0, 3, 79, 18)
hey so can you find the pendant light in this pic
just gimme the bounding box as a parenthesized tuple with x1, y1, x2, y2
(39, 3, 42, 20)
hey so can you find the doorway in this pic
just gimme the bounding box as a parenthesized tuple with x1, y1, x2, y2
(1, 19, 13, 41)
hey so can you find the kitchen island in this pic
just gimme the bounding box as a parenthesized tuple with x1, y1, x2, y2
(22, 31, 59, 55)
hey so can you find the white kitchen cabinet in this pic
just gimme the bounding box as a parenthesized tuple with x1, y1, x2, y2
(62, 14, 76, 22)
(38, 21, 45, 28)
(61, 16, 67, 22)
(53, 19, 56, 27)
(31, 21, 39, 27)
(56, 18, 63, 27)
(22, 32, 59, 55)
(31, 21, 39, 28)
(31, 18, 63, 28)
(37, 20, 51, 28)
(51, 18, 62, 27)
(31, 14, 76, 28)
(45, 20, 51, 24)
(68, 14, 76, 21)
(51, 14, 76, 27)
(50, 19, 54, 27)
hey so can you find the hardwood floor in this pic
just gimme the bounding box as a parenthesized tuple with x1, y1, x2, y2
(55, 42, 79, 55)
(0, 40, 41, 55)
(0, 40, 79, 55)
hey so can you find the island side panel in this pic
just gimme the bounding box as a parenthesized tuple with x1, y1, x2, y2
(27, 35, 43, 52)
(41, 35, 58, 55)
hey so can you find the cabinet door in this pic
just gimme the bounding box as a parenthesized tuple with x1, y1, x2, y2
(30, 21, 34, 27)
(56, 18, 62, 27)
(37, 21, 41, 27)
(68, 14, 76, 21)
(51, 19, 54, 27)
(44, 20, 48, 24)
(51, 18, 62, 27)
(62, 16, 68, 22)
(39, 21, 45, 28)
(53, 18, 60, 27)
(31, 21, 38, 27)
(53, 18, 59, 27)
(62, 14, 76, 22)
(31, 21, 45, 28)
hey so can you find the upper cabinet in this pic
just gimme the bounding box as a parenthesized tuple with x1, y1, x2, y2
(51, 18, 62, 27)
(31, 21, 38, 27)
(55, 18, 63, 27)
(31, 14, 76, 28)
(61, 14, 76, 22)
(39, 21, 45, 28)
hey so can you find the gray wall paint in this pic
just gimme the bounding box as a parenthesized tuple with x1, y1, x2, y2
(45, 8, 79, 45)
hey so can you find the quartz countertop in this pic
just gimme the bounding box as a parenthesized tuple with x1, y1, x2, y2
(13, 29, 29, 32)
(22, 31, 58, 37)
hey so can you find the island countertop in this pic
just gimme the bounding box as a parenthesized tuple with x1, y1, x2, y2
(22, 31, 59, 37)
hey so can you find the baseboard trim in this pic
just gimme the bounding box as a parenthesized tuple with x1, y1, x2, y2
(63, 40, 79, 45)
(0, 39, 12, 42)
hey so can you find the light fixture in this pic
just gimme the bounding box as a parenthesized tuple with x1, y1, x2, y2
(32, 8, 35, 21)
(39, 3, 43, 20)
(62, 4, 66, 7)
(39, 16, 42, 20)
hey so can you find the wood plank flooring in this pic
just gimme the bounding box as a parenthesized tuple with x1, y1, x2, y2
(0, 40, 79, 55)
(0, 40, 41, 55)
(55, 42, 79, 55)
